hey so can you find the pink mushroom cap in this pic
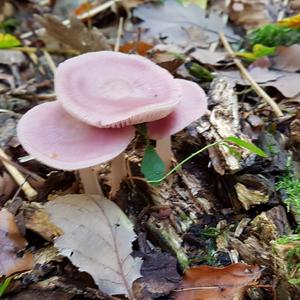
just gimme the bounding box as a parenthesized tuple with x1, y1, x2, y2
(17, 102, 135, 170)
(147, 79, 207, 140)
(55, 51, 182, 128)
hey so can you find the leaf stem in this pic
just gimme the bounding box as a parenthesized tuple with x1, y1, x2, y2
(147, 141, 222, 184)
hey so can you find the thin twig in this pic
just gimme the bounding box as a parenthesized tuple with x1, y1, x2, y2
(9, 47, 79, 55)
(219, 32, 283, 117)
(0, 153, 45, 183)
(42, 50, 56, 74)
(114, 17, 124, 52)
(0, 149, 37, 200)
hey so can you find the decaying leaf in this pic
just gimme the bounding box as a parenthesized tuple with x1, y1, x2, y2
(234, 174, 271, 210)
(220, 67, 300, 98)
(22, 202, 63, 241)
(175, 263, 261, 300)
(134, 0, 238, 45)
(229, 0, 273, 29)
(44, 194, 142, 297)
(0, 208, 33, 276)
(133, 252, 181, 300)
(35, 14, 111, 53)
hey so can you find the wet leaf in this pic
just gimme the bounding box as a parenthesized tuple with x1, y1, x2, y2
(224, 136, 268, 157)
(44, 194, 142, 297)
(0, 33, 21, 49)
(0, 209, 33, 276)
(175, 263, 261, 300)
(141, 145, 166, 182)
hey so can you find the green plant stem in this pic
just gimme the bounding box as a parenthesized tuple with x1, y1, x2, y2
(147, 141, 222, 184)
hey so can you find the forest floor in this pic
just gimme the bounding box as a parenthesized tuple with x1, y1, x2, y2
(1, 0, 300, 299)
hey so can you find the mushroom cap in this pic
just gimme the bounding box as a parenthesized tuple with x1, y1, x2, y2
(17, 102, 135, 170)
(147, 79, 207, 140)
(55, 51, 181, 128)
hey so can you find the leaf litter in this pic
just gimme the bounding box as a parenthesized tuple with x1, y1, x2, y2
(1, 0, 300, 299)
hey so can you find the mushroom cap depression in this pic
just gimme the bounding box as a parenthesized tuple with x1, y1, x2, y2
(17, 102, 135, 170)
(147, 79, 207, 140)
(55, 51, 182, 128)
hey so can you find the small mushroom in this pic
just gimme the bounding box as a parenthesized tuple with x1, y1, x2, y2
(147, 79, 207, 169)
(17, 101, 135, 194)
(55, 51, 182, 128)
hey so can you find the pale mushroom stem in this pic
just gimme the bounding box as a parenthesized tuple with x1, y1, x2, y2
(110, 152, 127, 197)
(78, 167, 103, 195)
(156, 136, 173, 171)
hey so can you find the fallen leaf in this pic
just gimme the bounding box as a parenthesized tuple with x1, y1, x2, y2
(175, 263, 261, 300)
(272, 45, 300, 72)
(229, 0, 273, 29)
(134, 0, 238, 45)
(36, 14, 111, 53)
(0, 33, 21, 49)
(74, 2, 95, 16)
(220, 67, 300, 98)
(0, 208, 33, 276)
(277, 13, 300, 28)
(190, 48, 227, 65)
(22, 202, 63, 241)
(133, 252, 181, 300)
(120, 41, 153, 56)
(44, 194, 142, 297)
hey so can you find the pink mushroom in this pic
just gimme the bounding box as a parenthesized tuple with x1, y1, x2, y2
(17, 101, 135, 194)
(55, 51, 182, 128)
(147, 79, 207, 169)
(17, 51, 207, 195)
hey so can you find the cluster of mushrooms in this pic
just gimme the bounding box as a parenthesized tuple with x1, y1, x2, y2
(17, 51, 207, 195)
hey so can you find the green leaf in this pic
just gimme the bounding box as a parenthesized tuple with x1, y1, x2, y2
(224, 136, 268, 158)
(141, 145, 166, 182)
(0, 33, 21, 49)
(0, 277, 12, 297)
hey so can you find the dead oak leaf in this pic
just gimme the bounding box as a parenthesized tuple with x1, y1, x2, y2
(175, 263, 261, 300)
(0, 208, 33, 276)
(35, 14, 111, 53)
(44, 194, 142, 297)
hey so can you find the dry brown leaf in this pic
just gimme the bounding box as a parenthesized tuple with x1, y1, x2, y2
(229, 0, 272, 29)
(120, 41, 153, 56)
(22, 202, 63, 241)
(0, 208, 33, 276)
(36, 14, 111, 53)
(175, 263, 261, 300)
(44, 194, 142, 297)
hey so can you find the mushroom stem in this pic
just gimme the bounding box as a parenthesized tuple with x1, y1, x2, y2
(110, 152, 127, 197)
(156, 137, 173, 171)
(78, 167, 103, 195)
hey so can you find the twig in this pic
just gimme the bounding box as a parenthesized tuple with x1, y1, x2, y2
(42, 50, 56, 74)
(9, 47, 79, 55)
(20, 0, 119, 40)
(219, 32, 283, 117)
(114, 17, 124, 52)
(0, 149, 37, 200)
